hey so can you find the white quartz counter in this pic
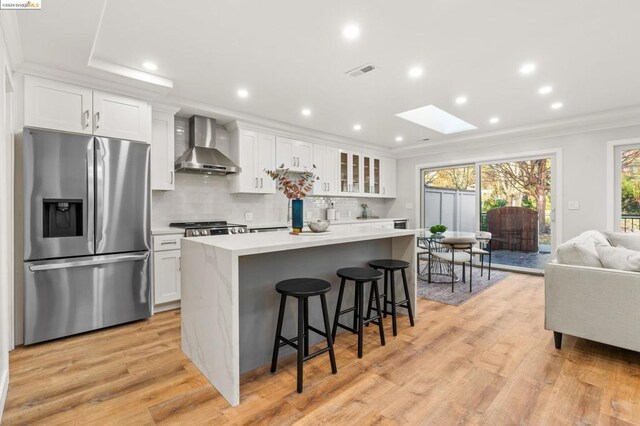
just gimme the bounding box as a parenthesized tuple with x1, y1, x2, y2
(151, 227, 183, 235)
(183, 226, 415, 256)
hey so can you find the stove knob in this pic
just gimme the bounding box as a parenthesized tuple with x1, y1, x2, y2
(229, 228, 236, 234)
(201, 229, 209, 236)
(238, 227, 247, 234)
(192, 230, 200, 236)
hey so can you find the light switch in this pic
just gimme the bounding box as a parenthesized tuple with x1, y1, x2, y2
(568, 201, 580, 210)
(245, 212, 254, 221)
(405, 203, 414, 210)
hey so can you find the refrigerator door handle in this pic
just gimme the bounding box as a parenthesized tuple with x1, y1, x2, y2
(28, 252, 150, 272)
(87, 144, 95, 252)
(95, 138, 106, 251)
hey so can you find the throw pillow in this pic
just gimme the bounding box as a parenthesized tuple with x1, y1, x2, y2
(604, 231, 640, 252)
(556, 241, 603, 267)
(596, 245, 640, 272)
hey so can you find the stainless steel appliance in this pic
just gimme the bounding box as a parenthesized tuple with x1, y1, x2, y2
(22, 128, 151, 345)
(174, 115, 240, 175)
(170, 220, 248, 237)
(394, 219, 408, 229)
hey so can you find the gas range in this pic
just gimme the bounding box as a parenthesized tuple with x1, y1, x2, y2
(169, 221, 248, 237)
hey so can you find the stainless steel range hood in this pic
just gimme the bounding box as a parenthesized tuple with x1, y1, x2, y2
(175, 115, 240, 175)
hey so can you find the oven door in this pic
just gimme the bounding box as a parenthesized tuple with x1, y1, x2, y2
(24, 252, 151, 344)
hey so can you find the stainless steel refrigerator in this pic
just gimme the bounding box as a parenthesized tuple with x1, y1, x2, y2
(22, 127, 151, 345)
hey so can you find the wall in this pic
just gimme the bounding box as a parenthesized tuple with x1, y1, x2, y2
(152, 172, 392, 227)
(388, 124, 640, 242)
(0, 20, 14, 420)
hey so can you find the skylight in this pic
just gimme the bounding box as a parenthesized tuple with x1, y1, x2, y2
(395, 105, 477, 134)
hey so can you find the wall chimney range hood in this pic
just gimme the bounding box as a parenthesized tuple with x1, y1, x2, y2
(175, 115, 240, 175)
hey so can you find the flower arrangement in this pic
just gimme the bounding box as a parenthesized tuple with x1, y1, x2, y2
(265, 164, 319, 199)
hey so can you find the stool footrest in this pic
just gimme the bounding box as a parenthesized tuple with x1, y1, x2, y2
(307, 325, 327, 338)
(338, 306, 356, 316)
(278, 336, 299, 350)
(336, 323, 358, 334)
(303, 346, 331, 362)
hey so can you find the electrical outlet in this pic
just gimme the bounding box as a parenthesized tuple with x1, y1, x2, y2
(405, 203, 414, 210)
(245, 212, 254, 221)
(568, 201, 580, 210)
(306, 212, 312, 219)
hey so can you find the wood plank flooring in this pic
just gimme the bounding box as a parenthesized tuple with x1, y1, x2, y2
(4, 273, 640, 425)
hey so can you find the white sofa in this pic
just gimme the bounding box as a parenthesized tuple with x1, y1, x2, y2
(545, 230, 640, 352)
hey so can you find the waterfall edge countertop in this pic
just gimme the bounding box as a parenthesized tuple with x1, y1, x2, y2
(180, 226, 417, 406)
(239, 217, 409, 229)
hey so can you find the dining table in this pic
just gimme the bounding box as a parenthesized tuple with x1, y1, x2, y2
(416, 230, 477, 283)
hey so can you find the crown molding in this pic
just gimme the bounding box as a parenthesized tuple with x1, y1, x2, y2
(395, 105, 640, 158)
(0, 11, 24, 69)
(15, 61, 170, 101)
(167, 95, 394, 157)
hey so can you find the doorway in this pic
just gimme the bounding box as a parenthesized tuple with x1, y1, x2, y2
(420, 153, 558, 272)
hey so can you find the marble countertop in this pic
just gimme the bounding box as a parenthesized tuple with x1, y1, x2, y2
(151, 227, 184, 235)
(183, 226, 416, 256)
(243, 217, 409, 229)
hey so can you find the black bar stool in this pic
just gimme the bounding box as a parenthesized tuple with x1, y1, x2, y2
(368, 259, 415, 336)
(332, 267, 385, 358)
(270, 278, 337, 393)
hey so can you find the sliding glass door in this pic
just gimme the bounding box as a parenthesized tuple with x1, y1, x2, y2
(421, 155, 556, 272)
(614, 145, 640, 232)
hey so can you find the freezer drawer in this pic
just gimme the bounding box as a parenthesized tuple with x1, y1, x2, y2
(24, 252, 151, 344)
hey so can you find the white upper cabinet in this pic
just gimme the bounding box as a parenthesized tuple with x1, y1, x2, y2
(151, 107, 178, 191)
(381, 157, 397, 198)
(24, 75, 151, 141)
(363, 155, 381, 197)
(24, 75, 93, 134)
(276, 136, 312, 172)
(312, 144, 338, 196)
(229, 127, 276, 194)
(339, 150, 362, 196)
(93, 91, 151, 141)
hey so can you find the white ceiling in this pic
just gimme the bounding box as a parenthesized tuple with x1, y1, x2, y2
(15, 0, 640, 148)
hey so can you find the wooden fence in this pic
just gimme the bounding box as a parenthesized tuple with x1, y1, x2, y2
(486, 206, 538, 252)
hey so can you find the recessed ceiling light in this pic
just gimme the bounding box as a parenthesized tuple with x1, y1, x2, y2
(342, 23, 360, 41)
(455, 96, 468, 105)
(301, 108, 311, 116)
(551, 102, 563, 110)
(395, 136, 403, 142)
(519, 63, 536, 75)
(408, 66, 424, 79)
(538, 85, 553, 95)
(395, 105, 477, 134)
(489, 117, 500, 124)
(353, 124, 362, 131)
(237, 88, 249, 98)
(142, 61, 158, 71)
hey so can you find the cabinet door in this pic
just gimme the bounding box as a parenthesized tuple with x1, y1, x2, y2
(294, 140, 313, 171)
(373, 158, 381, 195)
(238, 130, 259, 192)
(324, 147, 339, 195)
(151, 110, 175, 190)
(153, 250, 181, 304)
(256, 133, 276, 193)
(276, 137, 295, 170)
(24, 75, 93, 134)
(381, 157, 397, 198)
(311, 144, 326, 195)
(93, 90, 151, 141)
(351, 152, 362, 195)
(363, 156, 372, 195)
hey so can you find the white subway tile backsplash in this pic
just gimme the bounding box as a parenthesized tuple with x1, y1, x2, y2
(152, 172, 391, 227)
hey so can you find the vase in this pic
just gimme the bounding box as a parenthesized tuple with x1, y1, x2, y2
(292, 199, 304, 232)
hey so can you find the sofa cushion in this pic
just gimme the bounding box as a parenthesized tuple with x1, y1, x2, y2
(555, 230, 609, 267)
(604, 231, 640, 251)
(596, 245, 640, 271)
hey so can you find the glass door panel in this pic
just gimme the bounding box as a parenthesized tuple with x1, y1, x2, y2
(364, 157, 371, 193)
(340, 152, 348, 193)
(373, 158, 380, 194)
(352, 154, 360, 193)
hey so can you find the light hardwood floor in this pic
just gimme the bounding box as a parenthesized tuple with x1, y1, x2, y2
(4, 273, 640, 425)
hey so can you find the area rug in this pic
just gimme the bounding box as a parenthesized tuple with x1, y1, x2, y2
(417, 262, 510, 306)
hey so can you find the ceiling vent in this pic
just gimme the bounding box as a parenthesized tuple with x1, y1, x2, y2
(346, 63, 376, 77)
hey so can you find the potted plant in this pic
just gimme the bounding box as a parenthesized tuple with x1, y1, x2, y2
(265, 165, 319, 233)
(429, 224, 447, 236)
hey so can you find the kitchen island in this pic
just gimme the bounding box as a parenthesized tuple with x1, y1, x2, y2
(180, 226, 416, 406)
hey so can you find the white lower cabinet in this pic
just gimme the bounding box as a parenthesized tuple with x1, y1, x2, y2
(153, 234, 182, 305)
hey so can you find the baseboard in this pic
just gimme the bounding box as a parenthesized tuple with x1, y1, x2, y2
(0, 367, 8, 423)
(154, 301, 181, 313)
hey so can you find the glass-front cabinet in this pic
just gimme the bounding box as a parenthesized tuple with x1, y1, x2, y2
(339, 149, 362, 195)
(363, 155, 381, 195)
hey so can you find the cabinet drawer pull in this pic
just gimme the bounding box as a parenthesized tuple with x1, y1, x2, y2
(255, 177, 258, 188)
(260, 178, 263, 188)
(161, 241, 177, 245)
(95, 111, 100, 129)
(83, 110, 90, 128)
